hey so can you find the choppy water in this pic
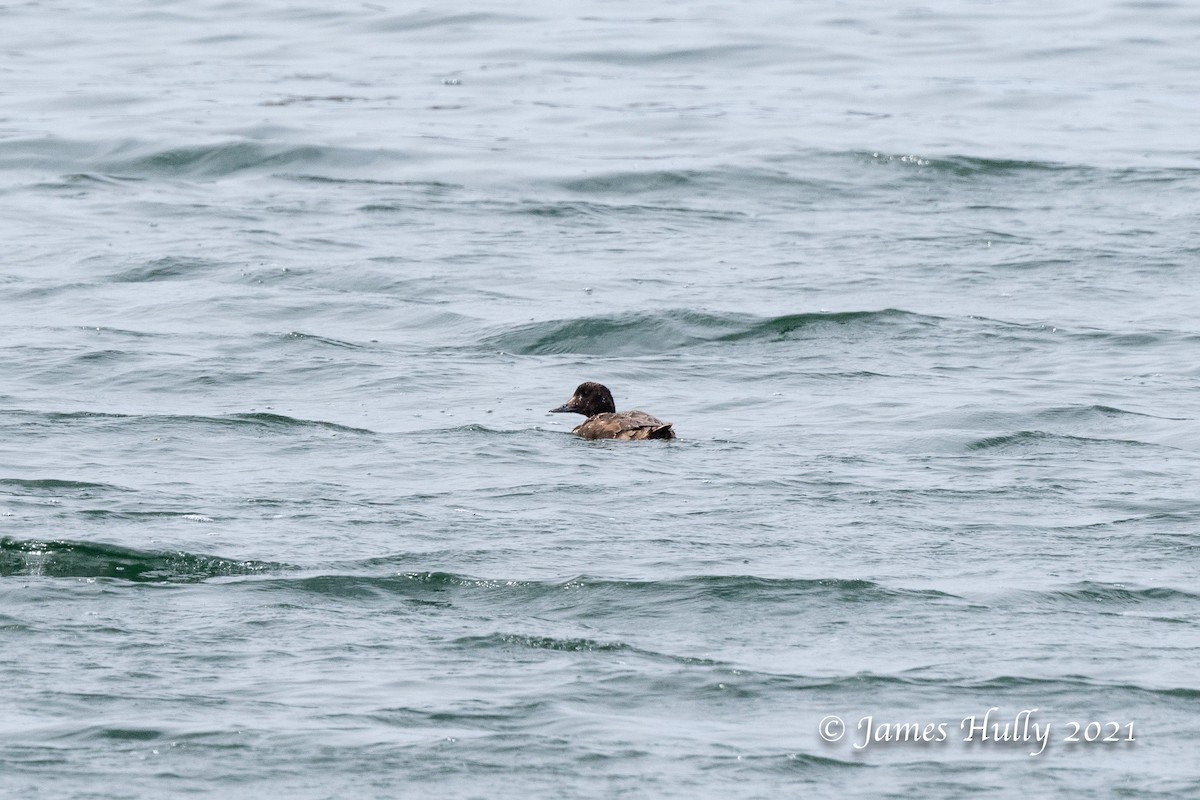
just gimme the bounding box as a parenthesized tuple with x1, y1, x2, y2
(3, 0, 1200, 796)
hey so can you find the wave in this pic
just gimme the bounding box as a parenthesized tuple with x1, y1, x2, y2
(1029, 581, 1200, 606)
(486, 197, 749, 224)
(272, 331, 370, 350)
(234, 572, 957, 611)
(0, 478, 132, 495)
(0, 546, 945, 604)
(561, 43, 771, 68)
(6, 138, 1196, 192)
(552, 155, 1068, 200)
(957, 675, 1200, 701)
(655, 667, 1200, 702)
(548, 153, 1200, 205)
(1033, 405, 1189, 423)
(0, 538, 287, 583)
(7, 540, 1191, 617)
(109, 256, 224, 283)
(101, 141, 383, 179)
(454, 633, 636, 653)
(395, 424, 550, 437)
(372, 11, 533, 32)
(966, 430, 1162, 452)
(862, 151, 1076, 176)
(0, 137, 401, 180)
(11, 410, 375, 436)
(555, 165, 849, 199)
(860, 152, 1200, 189)
(283, 174, 459, 190)
(482, 308, 934, 355)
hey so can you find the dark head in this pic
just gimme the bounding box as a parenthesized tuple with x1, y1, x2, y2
(549, 382, 616, 417)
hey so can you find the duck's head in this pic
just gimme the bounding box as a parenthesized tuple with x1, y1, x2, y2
(549, 381, 616, 417)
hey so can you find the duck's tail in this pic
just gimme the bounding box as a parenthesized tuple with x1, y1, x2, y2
(647, 423, 675, 440)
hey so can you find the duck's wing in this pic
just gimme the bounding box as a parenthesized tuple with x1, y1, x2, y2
(574, 411, 675, 440)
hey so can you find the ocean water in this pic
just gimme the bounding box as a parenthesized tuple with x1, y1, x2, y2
(3, 0, 1200, 796)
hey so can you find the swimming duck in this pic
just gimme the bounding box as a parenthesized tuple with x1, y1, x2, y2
(549, 382, 675, 441)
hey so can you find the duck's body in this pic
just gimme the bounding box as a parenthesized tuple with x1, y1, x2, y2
(550, 382, 675, 441)
(572, 409, 674, 441)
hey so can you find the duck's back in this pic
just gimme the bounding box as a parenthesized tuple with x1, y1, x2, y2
(573, 410, 675, 441)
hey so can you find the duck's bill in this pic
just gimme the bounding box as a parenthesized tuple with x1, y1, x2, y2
(549, 403, 574, 413)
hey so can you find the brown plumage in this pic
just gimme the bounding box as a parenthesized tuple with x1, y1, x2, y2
(549, 382, 675, 441)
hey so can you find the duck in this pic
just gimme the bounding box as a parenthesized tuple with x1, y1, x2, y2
(549, 382, 675, 441)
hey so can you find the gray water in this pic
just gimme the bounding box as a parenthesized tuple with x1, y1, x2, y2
(3, 0, 1200, 797)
